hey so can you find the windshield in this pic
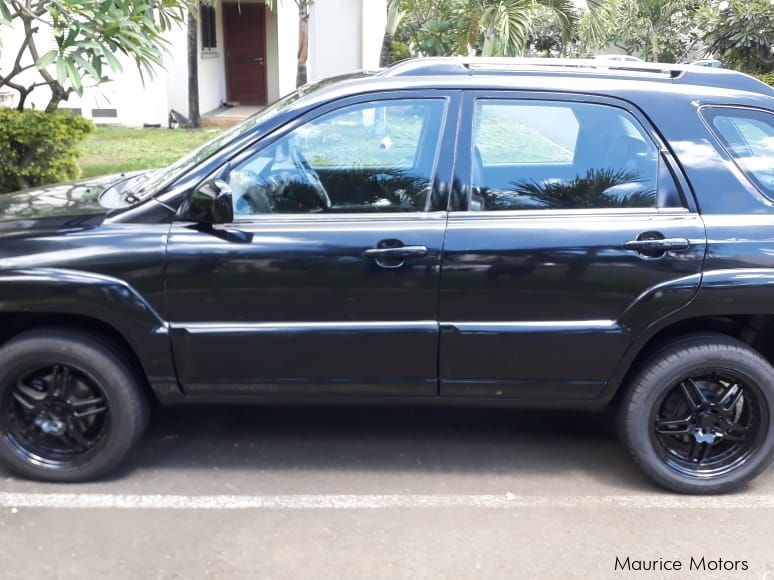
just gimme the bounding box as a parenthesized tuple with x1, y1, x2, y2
(132, 91, 303, 199)
(132, 72, 372, 200)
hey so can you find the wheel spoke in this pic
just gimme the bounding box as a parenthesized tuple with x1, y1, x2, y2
(687, 439, 704, 461)
(68, 394, 107, 419)
(680, 379, 707, 410)
(68, 396, 105, 408)
(72, 405, 107, 419)
(12, 380, 46, 411)
(699, 440, 716, 463)
(655, 416, 693, 435)
(64, 420, 89, 453)
(720, 385, 744, 413)
(723, 423, 751, 442)
(51, 365, 71, 398)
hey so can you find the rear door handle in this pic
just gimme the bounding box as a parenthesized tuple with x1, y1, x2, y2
(624, 238, 690, 252)
(364, 246, 428, 260)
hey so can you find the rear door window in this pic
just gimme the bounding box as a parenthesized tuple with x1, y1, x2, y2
(703, 107, 774, 197)
(470, 99, 661, 211)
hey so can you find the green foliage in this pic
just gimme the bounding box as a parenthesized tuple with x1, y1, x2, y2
(0, 0, 192, 110)
(579, 0, 705, 62)
(389, 41, 413, 63)
(753, 73, 774, 87)
(396, 0, 463, 56)
(396, 0, 577, 57)
(0, 109, 94, 193)
(526, 5, 579, 56)
(702, 0, 774, 73)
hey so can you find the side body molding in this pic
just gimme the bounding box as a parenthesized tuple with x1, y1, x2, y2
(0, 268, 180, 399)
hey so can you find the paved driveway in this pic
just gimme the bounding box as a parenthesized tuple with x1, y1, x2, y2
(0, 405, 772, 579)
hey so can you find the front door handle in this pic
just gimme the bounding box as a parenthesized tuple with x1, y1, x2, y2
(364, 245, 429, 260)
(624, 238, 691, 252)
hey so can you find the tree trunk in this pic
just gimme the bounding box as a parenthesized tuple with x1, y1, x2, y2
(379, 32, 393, 67)
(45, 85, 68, 112)
(187, 8, 201, 129)
(481, 22, 496, 57)
(296, 10, 309, 88)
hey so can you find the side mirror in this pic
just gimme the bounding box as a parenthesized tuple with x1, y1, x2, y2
(180, 179, 234, 224)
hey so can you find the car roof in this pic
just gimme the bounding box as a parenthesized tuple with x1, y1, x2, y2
(290, 57, 774, 112)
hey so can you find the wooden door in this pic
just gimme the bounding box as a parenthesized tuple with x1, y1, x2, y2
(223, 3, 267, 105)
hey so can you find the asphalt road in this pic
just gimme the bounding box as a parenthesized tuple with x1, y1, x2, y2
(0, 404, 773, 579)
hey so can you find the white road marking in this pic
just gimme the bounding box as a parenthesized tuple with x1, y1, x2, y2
(1, 492, 774, 510)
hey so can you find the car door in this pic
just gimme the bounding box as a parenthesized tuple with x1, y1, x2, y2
(439, 91, 707, 400)
(164, 91, 458, 397)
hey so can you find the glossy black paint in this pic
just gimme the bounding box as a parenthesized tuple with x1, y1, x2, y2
(1, 60, 774, 408)
(164, 213, 446, 396)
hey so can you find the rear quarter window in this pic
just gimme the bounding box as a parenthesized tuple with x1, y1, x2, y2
(703, 107, 774, 198)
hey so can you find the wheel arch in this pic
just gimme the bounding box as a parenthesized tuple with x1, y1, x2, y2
(0, 268, 182, 402)
(604, 313, 774, 409)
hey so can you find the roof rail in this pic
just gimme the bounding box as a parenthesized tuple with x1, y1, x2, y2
(380, 57, 774, 95)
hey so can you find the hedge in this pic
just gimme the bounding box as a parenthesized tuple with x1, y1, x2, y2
(0, 108, 94, 194)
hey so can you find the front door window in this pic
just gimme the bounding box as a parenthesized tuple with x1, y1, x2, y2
(227, 99, 447, 215)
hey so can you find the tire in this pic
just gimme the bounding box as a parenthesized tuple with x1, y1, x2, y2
(618, 333, 774, 494)
(0, 328, 149, 482)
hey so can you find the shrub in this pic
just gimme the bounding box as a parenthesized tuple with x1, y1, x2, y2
(0, 108, 94, 194)
(389, 41, 412, 64)
(753, 72, 774, 87)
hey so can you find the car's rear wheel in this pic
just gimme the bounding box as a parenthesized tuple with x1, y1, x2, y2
(618, 333, 774, 494)
(0, 329, 149, 482)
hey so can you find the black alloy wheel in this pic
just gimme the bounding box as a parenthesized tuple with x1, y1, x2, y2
(651, 371, 767, 478)
(2, 363, 111, 468)
(0, 329, 148, 482)
(618, 333, 774, 494)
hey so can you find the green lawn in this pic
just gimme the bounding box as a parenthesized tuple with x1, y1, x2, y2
(76, 112, 567, 179)
(78, 126, 224, 178)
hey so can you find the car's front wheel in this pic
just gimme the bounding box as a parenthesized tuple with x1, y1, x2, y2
(618, 333, 774, 494)
(0, 329, 149, 482)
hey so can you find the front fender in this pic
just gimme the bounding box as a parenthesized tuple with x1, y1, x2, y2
(0, 268, 179, 398)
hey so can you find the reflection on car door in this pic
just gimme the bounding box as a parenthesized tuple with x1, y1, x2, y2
(439, 92, 707, 401)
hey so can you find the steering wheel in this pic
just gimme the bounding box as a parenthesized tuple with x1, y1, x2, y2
(289, 146, 332, 210)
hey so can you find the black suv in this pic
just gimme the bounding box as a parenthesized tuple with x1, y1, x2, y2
(1, 58, 774, 493)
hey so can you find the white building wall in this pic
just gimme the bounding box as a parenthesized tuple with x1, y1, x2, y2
(360, 0, 387, 71)
(309, 0, 361, 82)
(266, 7, 282, 103)
(308, 0, 386, 83)
(276, 0, 300, 99)
(166, 5, 227, 118)
(1, 0, 386, 124)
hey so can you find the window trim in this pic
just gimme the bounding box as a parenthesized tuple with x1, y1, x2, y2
(452, 90, 694, 214)
(199, 91, 459, 221)
(699, 105, 774, 201)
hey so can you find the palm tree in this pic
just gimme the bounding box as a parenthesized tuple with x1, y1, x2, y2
(460, 0, 578, 57)
(580, 0, 701, 62)
(187, 3, 201, 128)
(496, 168, 656, 210)
(379, 0, 406, 67)
(295, 0, 310, 87)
